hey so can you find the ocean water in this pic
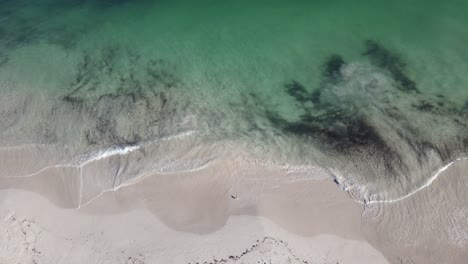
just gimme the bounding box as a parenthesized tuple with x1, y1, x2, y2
(1, 0, 468, 203)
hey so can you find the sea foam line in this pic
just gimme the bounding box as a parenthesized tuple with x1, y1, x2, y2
(1, 131, 199, 208)
(4, 144, 142, 179)
(70, 144, 142, 167)
(4, 130, 197, 179)
(366, 157, 468, 205)
(76, 160, 214, 209)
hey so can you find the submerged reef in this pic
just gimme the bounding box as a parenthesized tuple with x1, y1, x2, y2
(57, 47, 184, 147)
(362, 40, 418, 93)
(268, 52, 390, 151)
(265, 40, 468, 191)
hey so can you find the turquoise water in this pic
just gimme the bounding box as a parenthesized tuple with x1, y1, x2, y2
(1, 0, 468, 201)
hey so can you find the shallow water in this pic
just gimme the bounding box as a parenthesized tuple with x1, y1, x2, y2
(1, 0, 468, 201)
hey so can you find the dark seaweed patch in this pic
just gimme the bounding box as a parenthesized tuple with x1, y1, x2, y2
(301, 115, 384, 150)
(62, 95, 85, 107)
(463, 101, 468, 111)
(60, 48, 180, 147)
(285, 80, 309, 103)
(64, 53, 93, 99)
(0, 51, 8, 67)
(0, 27, 6, 40)
(259, 38, 468, 195)
(412, 100, 435, 112)
(267, 51, 393, 154)
(362, 40, 418, 93)
(269, 50, 396, 155)
(83, 93, 147, 146)
(323, 54, 345, 84)
(99, 46, 118, 76)
(263, 40, 468, 180)
(146, 59, 180, 90)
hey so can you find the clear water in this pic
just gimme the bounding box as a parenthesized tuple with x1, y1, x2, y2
(1, 0, 468, 202)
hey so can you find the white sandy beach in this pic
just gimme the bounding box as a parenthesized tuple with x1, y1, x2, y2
(1, 1, 468, 262)
(0, 149, 391, 264)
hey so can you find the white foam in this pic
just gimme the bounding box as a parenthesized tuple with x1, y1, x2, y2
(5, 144, 142, 179)
(1, 130, 204, 208)
(72, 144, 142, 167)
(59, 130, 198, 169)
(76, 159, 214, 209)
(366, 157, 468, 205)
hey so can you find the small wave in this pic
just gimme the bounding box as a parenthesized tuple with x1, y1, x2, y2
(71, 144, 142, 167)
(364, 157, 468, 205)
(71, 130, 197, 167)
(5, 130, 198, 179)
(3, 144, 142, 179)
(77, 159, 215, 209)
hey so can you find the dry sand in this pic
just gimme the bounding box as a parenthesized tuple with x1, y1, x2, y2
(0, 149, 391, 264)
(2, 146, 468, 263)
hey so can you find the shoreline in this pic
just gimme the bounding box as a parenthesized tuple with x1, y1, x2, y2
(1, 146, 468, 263)
(0, 153, 390, 263)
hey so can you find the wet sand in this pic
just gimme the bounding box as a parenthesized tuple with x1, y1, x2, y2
(363, 159, 468, 264)
(0, 154, 390, 264)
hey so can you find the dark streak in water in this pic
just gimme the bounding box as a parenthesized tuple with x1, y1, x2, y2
(263, 40, 468, 185)
(60, 47, 181, 147)
(323, 54, 346, 84)
(285, 80, 310, 104)
(362, 40, 419, 93)
(412, 100, 435, 112)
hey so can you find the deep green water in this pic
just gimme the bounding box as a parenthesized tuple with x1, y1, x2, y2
(1, 0, 468, 201)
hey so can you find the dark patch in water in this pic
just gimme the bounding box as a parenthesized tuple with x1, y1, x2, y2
(362, 40, 418, 93)
(0, 51, 8, 67)
(412, 100, 435, 112)
(285, 81, 309, 103)
(0, 0, 143, 53)
(146, 59, 181, 90)
(263, 39, 468, 183)
(75, 0, 135, 9)
(463, 101, 468, 111)
(62, 95, 85, 106)
(0, 27, 6, 40)
(61, 48, 180, 147)
(267, 49, 392, 154)
(270, 109, 393, 156)
(323, 54, 345, 84)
